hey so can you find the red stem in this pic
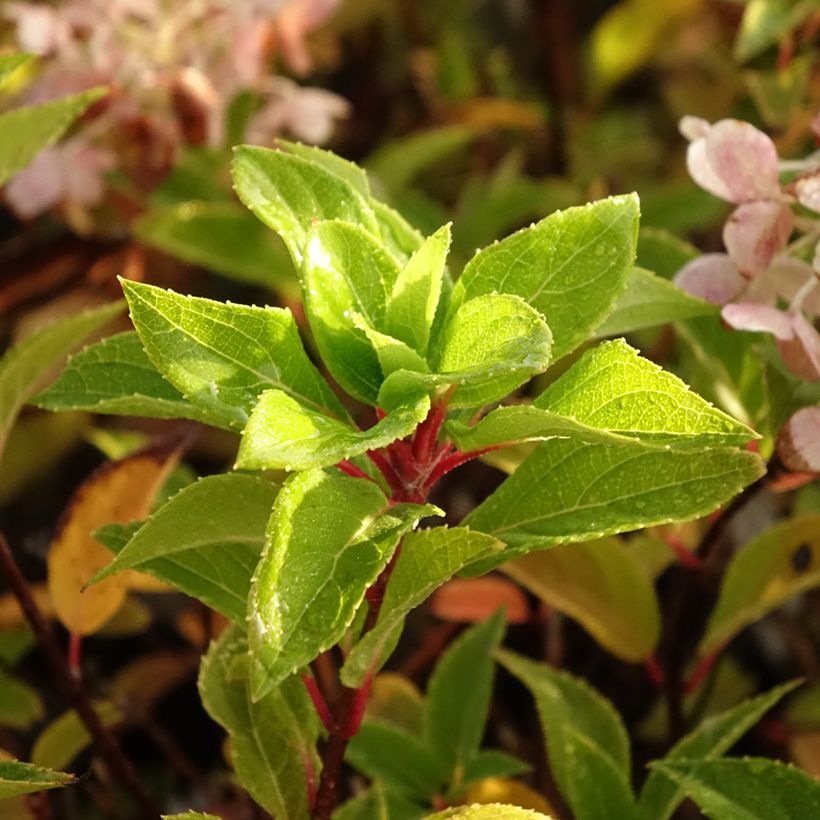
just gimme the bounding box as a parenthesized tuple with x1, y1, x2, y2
(302, 674, 337, 733)
(645, 654, 665, 688)
(337, 460, 374, 481)
(421, 446, 501, 495)
(366, 449, 404, 495)
(68, 632, 83, 677)
(685, 648, 723, 695)
(412, 392, 452, 463)
(341, 673, 374, 739)
(661, 533, 704, 571)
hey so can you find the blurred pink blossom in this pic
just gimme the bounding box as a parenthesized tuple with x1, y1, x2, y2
(722, 201, 794, 278)
(777, 406, 820, 473)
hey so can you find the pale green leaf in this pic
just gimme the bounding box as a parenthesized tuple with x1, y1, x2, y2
(0, 54, 33, 91)
(594, 267, 716, 337)
(198, 626, 320, 820)
(275, 138, 370, 198)
(354, 314, 431, 377)
(302, 219, 401, 403)
(340, 528, 504, 687)
(451, 195, 639, 360)
(563, 729, 638, 820)
(424, 612, 505, 788)
(371, 199, 425, 266)
(0, 88, 106, 186)
(698, 516, 820, 657)
(502, 538, 660, 662)
(461, 750, 531, 785)
(237, 388, 430, 472)
(0, 301, 123, 460)
(135, 201, 294, 289)
(335, 785, 427, 820)
(90, 474, 276, 621)
(232, 145, 379, 265)
(636, 227, 697, 279)
(32, 701, 122, 771)
(0, 761, 75, 799)
(249, 469, 440, 698)
(385, 224, 451, 355)
(0, 669, 43, 730)
(735, 0, 817, 62)
(346, 723, 444, 801)
(496, 650, 630, 814)
(33, 331, 228, 428)
(122, 279, 345, 427)
(639, 681, 801, 820)
(425, 803, 554, 819)
(649, 757, 820, 820)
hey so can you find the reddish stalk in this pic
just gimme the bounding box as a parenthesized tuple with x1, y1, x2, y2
(645, 654, 665, 688)
(336, 460, 373, 481)
(366, 449, 404, 495)
(684, 647, 723, 695)
(421, 445, 501, 495)
(302, 674, 337, 733)
(67, 632, 83, 676)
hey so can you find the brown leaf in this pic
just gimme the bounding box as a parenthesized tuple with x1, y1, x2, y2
(47, 439, 182, 635)
(430, 576, 529, 624)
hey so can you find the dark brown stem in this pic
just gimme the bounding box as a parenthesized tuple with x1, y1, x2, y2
(0, 532, 161, 819)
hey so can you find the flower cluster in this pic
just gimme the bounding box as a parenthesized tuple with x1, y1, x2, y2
(3, 0, 348, 224)
(674, 116, 820, 383)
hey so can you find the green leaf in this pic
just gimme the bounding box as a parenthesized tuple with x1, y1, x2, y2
(496, 650, 631, 815)
(424, 612, 505, 790)
(698, 516, 820, 658)
(563, 728, 638, 820)
(0, 301, 123, 460)
(346, 723, 444, 801)
(371, 200, 425, 265)
(649, 758, 820, 820)
(0, 761, 75, 799)
(249, 469, 440, 698)
(135, 201, 295, 289)
(198, 626, 320, 820)
(33, 331, 228, 429)
(463, 439, 764, 562)
(32, 701, 122, 771)
(639, 681, 801, 820)
(502, 538, 661, 662)
(451, 195, 639, 360)
(121, 279, 345, 428)
(735, 0, 817, 62)
(163, 814, 221, 820)
(275, 138, 370, 198)
(237, 388, 430, 472)
(385, 224, 451, 355)
(301, 219, 402, 402)
(594, 268, 716, 338)
(232, 145, 379, 265)
(636, 227, 697, 280)
(425, 804, 553, 819)
(354, 315, 431, 377)
(0, 669, 43, 730)
(335, 785, 427, 820)
(0, 87, 106, 186)
(461, 750, 531, 785)
(0, 54, 33, 90)
(91, 474, 277, 622)
(535, 339, 755, 448)
(341, 528, 504, 687)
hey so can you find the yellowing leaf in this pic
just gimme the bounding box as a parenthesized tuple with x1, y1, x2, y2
(464, 778, 556, 815)
(699, 516, 820, 657)
(502, 538, 660, 662)
(47, 441, 182, 635)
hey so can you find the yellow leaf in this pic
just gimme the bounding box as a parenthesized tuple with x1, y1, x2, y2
(364, 673, 425, 736)
(464, 778, 556, 814)
(0, 584, 52, 630)
(503, 537, 661, 662)
(47, 441, 181, 635)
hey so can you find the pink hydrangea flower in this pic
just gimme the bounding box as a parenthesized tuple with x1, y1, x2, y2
(777, 406, 820, 473)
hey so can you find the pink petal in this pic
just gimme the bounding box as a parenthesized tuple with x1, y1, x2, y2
(688, 119, 781, 203)
(723, 201, 793, 277)
(777, 406, 820, 473)
(766, 258, 820, 314)
(679, 115, 711, 141)
(61, 141, 115, 207)
(796, 173, 820, 213)
(4, 148, 65, 218)
(721, 302, 794, 340)
(673, 253, 747, 305)
(779, 313, 820, 382)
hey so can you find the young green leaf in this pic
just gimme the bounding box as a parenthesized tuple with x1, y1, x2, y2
(249, 469, 441, 698)
(33, 331, 229, 429)
(275, 138, 370, 198)
(385, 224, 451, 356)
(236, 388, 430, 472)
(121, 279, 345, 427)
(451, 195, 639, 360)
(638, 681, 801, 820)
(649, 757, 820, 820)
(91, 474, 277, 621)
(0, 87, 106, 186)
(354, 315, 432, 376)
(502, 538, 661, 662)
(134, 201, 295, 289)
(0, 300, 123, 460)
(563, 729, 638, 820)
(462, 438, 764, 566)
(341, 528, 504, 687)
(461, 750, 531, 785)
(496, 650, 631, 815)
(594, 267, 716, 337)
(346, 723, 445, 801)
(301, 219, 401, 403)
(371, 199, 426, 265)
(535, 339, 756, 448)
(0, 761, 75, 799)
(425, 805, 554, 819)
(424, 612, 506, 790)
(698, 516, 820, 658)
(636, 227, 698, 279)
(232, 145, 379, 265)
(198, 626, 320, 820)
(0, 669, 43, 730)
